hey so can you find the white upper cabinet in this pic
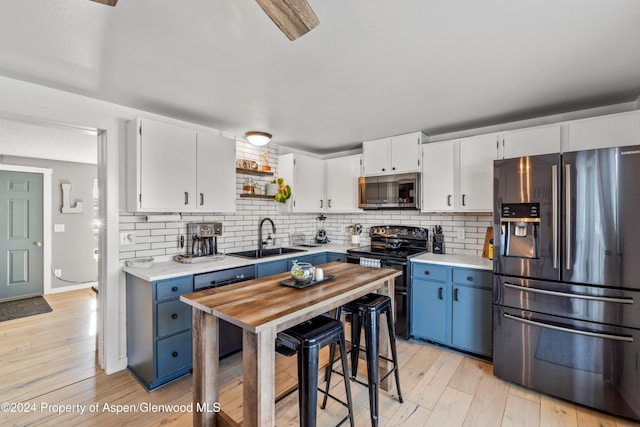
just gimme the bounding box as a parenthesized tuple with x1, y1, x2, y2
(458, 134, 498, 211)
(196, 132, 236, 213)
(501, 125, 562, 159)
(325, 154, 362, 212)
(127, 117, 235, 213)
(278, 153, 325, 212)
(363, 132, 425, 176)
(567, 111, 640, 152)
(422, 141, 456, 211)
(422, 133, 497, 212)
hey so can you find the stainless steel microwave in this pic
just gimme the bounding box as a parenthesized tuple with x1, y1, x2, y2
(358, 172, 420, 209)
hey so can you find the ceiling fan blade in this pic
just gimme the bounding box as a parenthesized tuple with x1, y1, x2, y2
(90, 0, 118, 6)
(255, 0, 319, 41)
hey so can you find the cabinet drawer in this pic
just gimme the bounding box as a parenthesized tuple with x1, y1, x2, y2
(156, 276, 193, 302)
(327, 252, 346, 263)
(453, 269, 492, 288)
(157, 331, 192, 378)
(157, 299, 192, 338)
(412, 264, 449, 282)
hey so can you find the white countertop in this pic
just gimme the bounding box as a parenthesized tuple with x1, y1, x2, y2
(122, 244, 354, 282)
(410, 252, 493, 271)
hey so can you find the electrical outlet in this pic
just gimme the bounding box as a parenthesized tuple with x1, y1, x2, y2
(54, 224, 65, 232)
(120, 232, 136, 245)
(456, 229, 465, 239)
(54, 269, 62, 277)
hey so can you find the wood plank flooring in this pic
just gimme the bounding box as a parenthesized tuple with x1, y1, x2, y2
(0, 289, 638, 426)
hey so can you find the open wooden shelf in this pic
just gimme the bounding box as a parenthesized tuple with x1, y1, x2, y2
(236, 168, 274, 177)
(239, 194, 275, 199)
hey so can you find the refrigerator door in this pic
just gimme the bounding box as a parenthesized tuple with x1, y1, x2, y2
(494, 154, 560, 281)
(563, 146, 640, 289)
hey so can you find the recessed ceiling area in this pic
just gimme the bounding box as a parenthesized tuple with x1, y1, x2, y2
(0, 0, 639, 153)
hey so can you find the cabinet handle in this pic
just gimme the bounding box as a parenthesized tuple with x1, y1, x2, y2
(172, 351, 179, 358)
(438, 287, 443, 300)
(424, 270, 430, 275)
(392, 166, 396, 171)
(328, 199, 332, 208)
(184, 192, 189, 205)
(171, 286, 178, 292)
(462, 194, 466, 206)
(454, 288, 459, 301)
(447, 195, 451, 206)
(382, 168, 386, 172)
(320, 199, 323, 208)
(200, 193, 204, 206)
(467, 276, 473, 282)
(171, 313, 178, 320)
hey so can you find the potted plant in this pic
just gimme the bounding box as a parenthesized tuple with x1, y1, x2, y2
(261, 149, 271, 171)
(273, 177, 291, 203)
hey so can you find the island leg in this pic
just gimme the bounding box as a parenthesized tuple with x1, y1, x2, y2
(243, 327, 276, 427)
(379, 277, 394, 391)
(192, 310, 219, 427)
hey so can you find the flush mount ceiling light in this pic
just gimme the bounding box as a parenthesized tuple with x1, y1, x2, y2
(245, 131, 272, 146)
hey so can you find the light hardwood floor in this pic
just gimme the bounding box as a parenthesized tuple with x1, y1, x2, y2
(0, 289, 638, 426)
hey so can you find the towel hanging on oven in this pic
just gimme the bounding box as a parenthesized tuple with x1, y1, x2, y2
(360, 257, 381, 268)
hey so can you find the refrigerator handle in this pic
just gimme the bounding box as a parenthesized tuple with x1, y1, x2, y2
(552, 165, 558, 269)
(565, 163, 572, 270)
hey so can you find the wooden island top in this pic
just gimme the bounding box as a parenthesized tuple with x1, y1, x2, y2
(180, 261, 401, 427)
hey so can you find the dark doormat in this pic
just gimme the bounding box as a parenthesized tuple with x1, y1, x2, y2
(0, 296, 53, 322)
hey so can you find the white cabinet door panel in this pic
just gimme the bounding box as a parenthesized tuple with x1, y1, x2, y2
(503, 125, 561, 159)
(390, 133, 421, 173)
(567, 112, 640, 152)
(139, 119, 196, 211)
(326, 155, 362, 212)
(362, 138, 390, 175)
(459, 134, 497, 211)
(196, 132, 235, 212)
(422, 141, 455, 212)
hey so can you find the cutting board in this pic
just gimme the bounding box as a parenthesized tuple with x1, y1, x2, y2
(481, 227, 494, 258)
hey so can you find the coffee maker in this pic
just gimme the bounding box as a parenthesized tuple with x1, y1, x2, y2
(186, 222, 222, 260)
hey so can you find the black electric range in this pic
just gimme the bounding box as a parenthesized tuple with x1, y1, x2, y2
(346, 225, 429, 339)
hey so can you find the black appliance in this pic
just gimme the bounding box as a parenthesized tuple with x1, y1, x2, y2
(193, 265, 255, 358)
(493, 146, 640, 421)
(347, 225, 429, 339)
(358, 172, 420, 210)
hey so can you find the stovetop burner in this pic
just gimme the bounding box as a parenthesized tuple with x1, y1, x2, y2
(347, 225, 429, 260)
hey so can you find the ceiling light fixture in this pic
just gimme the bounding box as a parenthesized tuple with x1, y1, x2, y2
(245, 131, 272, 146)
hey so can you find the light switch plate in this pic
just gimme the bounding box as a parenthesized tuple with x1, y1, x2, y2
(54, 224, 65, 232)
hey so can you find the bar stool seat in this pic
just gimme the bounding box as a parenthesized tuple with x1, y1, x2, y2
(276, 315, 355, 427)
(325, 294, 403, 427)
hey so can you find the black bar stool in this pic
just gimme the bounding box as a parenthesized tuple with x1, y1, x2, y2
(325, 294, 403, 427)
(276, 315, 355, 427)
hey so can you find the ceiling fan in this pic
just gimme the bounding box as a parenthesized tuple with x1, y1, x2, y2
(90, 0, 319, 41)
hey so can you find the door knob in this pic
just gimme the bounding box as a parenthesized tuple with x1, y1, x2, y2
(34, 241, 43, 247)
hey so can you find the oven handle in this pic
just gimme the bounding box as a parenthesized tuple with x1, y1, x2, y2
(503, 313, 633, 342)
(504, 282, 633, 304)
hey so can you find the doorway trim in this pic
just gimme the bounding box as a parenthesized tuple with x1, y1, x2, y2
(0, 163, 52, 295)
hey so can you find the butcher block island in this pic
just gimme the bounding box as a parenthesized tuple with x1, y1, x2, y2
(180, 261, 401, 427)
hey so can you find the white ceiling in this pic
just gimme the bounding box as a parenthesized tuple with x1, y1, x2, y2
(1, 0, 639, 154)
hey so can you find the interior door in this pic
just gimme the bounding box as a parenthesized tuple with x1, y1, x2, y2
(0, 171, 44, 301)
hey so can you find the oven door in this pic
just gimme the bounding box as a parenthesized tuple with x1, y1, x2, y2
(493, 305, 640, 420)
(347, 255, 409, 339)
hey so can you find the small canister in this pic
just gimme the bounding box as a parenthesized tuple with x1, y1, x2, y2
(488, 239, 494, 260)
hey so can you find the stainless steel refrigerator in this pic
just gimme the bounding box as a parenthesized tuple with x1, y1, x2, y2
(493, 146, 640, 421)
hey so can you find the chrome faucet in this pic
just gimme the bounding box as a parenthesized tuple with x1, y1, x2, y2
(258, 217, 276, 253)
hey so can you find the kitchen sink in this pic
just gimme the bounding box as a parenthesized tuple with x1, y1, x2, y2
(227, 247, 308, 259)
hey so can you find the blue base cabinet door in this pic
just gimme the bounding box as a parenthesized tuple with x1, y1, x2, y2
(256, 259, 289, 277)
(411, 278, 448, 344)
(451, 285, 492, 356)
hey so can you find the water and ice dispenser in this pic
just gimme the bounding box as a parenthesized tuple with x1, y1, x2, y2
(500, 203, 540, 259)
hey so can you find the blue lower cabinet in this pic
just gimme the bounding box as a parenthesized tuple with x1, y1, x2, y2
(326, 252, 346, 263)
(410, 262, 492, 358)
(156, 330, 192, 380)
(412, 278, 448, 343)
(257, 259, 289, 277)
